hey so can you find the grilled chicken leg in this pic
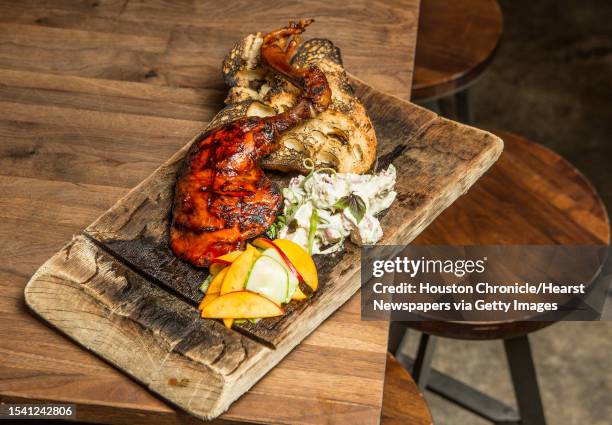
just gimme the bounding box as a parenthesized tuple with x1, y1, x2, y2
(170, 20, 331, 267)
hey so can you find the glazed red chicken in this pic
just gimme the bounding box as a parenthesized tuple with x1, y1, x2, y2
(170, 20, 331, 267)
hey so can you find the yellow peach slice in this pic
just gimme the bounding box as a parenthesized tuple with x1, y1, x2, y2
(198, 268, 228, 311)
(217, 250, 244, 262)
(220, 244, 257, 294)
(273, 239, 318, 292)
(201, 291, 284, 319)
(198, 292, 219, 311)
(210, 250, 243, 276)
(207, 267, 228, 295)
(291, 285, 308, 301)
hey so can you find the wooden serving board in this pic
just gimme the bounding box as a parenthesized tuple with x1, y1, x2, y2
(24, 77, 503, 421)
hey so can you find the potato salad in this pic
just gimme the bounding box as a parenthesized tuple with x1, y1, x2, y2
(271, 165, 397, 254)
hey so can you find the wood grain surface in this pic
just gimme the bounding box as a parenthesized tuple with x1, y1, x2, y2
(0, 1, 430, 424)
(24, 73, 503, 420)
(412, 0, 503, 101)
(410, 131, 610, 339)
(382, 354, 433, 425)
(0, 0, 419, 100)
(0, 2, 607, 423)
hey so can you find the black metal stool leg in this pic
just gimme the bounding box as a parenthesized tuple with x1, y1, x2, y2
(456, 89, 473, 124)
(388, 322, 408, 356)
(395, 333, 522, 423)
(418, 99, 441, 115)
(412, 332, 437, 390)
(437, 96, 455, 119)
(504, 336, 547, 425)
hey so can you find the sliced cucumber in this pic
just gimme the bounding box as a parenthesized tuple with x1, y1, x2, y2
(245, 255, 289, 305)
(261, 248, 299, 303)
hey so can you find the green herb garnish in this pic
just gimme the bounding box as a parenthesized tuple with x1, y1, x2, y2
(265, 214, 286, 239)
(288, 218, 299, 233)
(199, 274, 214, 293)
(300, 158, 336, 189)
(307, 208, 319, 255)
(332, 193, 367, 223)
(234, 318, 259, 325)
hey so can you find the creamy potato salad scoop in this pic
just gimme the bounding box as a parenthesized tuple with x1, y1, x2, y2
(272, 165, 397, 254)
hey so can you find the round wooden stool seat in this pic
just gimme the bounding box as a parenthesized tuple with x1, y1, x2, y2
(412, 0, 503, 101)
(382, 353, 433, 425)
(408, 131, 610, 340)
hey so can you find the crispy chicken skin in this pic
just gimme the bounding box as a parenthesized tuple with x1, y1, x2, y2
(170, 20, 331, 267)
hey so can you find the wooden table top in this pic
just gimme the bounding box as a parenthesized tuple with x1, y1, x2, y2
(412, 0, 503, 101)
(0, 1, 428, 424)
(411, 131, 610, 339)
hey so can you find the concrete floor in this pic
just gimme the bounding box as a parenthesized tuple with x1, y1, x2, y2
(409, 1, 612, 424)
(473, 0, 612, 213)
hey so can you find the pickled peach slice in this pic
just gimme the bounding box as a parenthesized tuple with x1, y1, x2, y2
(220, 244, 257, 294)
(210, 250, 243, 276)
(272, 239, 318, 292)
(198, 293, 219, 311)
(207, 267, 227, 295)
(291, 285, 308, 301)
(201, 291, 284, 319)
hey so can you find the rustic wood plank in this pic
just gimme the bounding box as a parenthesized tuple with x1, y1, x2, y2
(24, 74, 502, 419)
(24, 234, 387, 422)
(80, 76, 502, 344)
(25, 235, 267, 419)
